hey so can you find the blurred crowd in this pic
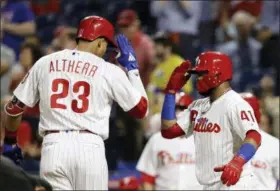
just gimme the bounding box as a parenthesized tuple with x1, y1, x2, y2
(1, 0, 279, 187)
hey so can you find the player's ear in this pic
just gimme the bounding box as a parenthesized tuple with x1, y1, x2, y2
(97, 39, 102, 48)
(97, 38, 106, 48)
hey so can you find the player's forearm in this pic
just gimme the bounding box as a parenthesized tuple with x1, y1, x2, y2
(4, 22, 36, 36)
(235, 130, 262, 164)
(161, 94, 185, 138)
(4, 96, 25, 131)
(127, 69, 148, 100)
(6, 115, 22, 132)
(127, 69, 149, 118)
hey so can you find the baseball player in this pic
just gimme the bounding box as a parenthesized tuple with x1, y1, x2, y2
(3, 16, 148, 190)
(137, 93, 203, 190)
(160, 51, 262, 190)
(240, 92, 279, 190)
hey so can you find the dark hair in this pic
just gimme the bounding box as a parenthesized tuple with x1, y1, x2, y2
(67, 31, 77, 41)
(20, 42, 43, 65)
(153, 36, 184, 57)
(154, 37, 173, 48)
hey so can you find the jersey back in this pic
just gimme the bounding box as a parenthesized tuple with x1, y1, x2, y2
(13, 49, 141, 139)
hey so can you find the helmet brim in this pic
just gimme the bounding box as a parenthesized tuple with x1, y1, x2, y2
(188, 67, 208, 75)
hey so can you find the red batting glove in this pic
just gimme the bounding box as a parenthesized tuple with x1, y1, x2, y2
(164, 60, 192, 94)
(119, 176, 139, 190)
(214, 155, 246, 187)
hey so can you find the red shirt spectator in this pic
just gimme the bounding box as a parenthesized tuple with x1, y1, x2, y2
(31, 0, 60, 16)
(229, 0, 262, 17)
(17, 121, 32, 148)
(219, 0, 262, 27)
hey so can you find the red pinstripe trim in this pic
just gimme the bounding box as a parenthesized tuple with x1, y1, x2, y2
(161, 123, 185, 139)
(141, 172, 155, 185)
(4, 97, 25, 117)
(128, 97, 147, 119)
(246, 130, 261, 147)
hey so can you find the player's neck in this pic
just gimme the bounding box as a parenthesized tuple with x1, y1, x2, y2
(76, 42, 98, 55)
(210, 82, 232, 102)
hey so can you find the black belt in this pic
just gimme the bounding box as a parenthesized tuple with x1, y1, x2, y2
(44, 129, 97, 136)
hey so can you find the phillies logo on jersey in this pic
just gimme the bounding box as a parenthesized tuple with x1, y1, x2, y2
(193, 117, 221, 133)
(190, 110, 198, 122)
(251, 160, 267, 169)
(157, 151, 195, 166)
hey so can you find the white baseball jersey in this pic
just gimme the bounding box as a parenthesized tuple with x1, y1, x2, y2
(250, 130, 279, 190)
(177, 90, 260, 187)
(137, 132, 202, 190)
(13, 49, 141, 140)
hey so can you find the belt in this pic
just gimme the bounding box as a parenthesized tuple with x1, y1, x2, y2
(44, 129, 96, 136)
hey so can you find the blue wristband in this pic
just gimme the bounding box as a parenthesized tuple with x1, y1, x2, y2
(237, 143, 257, 163)
(161, 94, 176, 120)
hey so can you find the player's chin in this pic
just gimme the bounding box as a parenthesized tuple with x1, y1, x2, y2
(198, 89, 212, 97)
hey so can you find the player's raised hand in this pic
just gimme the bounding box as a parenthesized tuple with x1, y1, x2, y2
(116, 34, 138, 71)
(214, 155, 245, 187)
(164, 60, 192, 94)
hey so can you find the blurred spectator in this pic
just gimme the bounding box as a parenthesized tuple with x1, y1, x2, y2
(10, 42, 43, 93)
(216, 11, 262, 92)
(199, 1, 219, 50)
(31, 0, 59, 16)
(53, 26, 76, 48)
(260, 111, 274, 135)
(259, 75, 279, 138)
(150, 1, 202, 61)
(45, 25, 77, 54)
(219, 0, 263, 21)
(1, 27, 15, 107)
(217, 0, 262, 43)
(257, 0, 279, 42)
(117, 9, 155, 88)
(130, 1, 157, 34)
(137, 93, 202, 190)
(1, 0, 36, 60)
(147, 33, 193, 115)
(257, 1, 280, 95)
(8, 42, 42, 120)
(63, 30, 77, 49)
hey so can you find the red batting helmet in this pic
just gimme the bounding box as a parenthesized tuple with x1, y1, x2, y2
(176, 92, 193, 108)
(240, 92, 261, 123)
(76, 16, 117, 47)
(189, 51, 233, 94)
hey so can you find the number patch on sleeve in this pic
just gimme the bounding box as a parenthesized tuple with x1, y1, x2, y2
(240, 110, 255, 122)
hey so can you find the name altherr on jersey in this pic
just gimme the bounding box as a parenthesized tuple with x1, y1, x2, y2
(49, 59, 98, 77)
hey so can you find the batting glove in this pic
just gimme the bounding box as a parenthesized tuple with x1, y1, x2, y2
(116, 34, 138, 71)
(2, 144, 23, 165)
(119, 176, 139, 190)
(214, 155, 246, 187)
(164, 60, 192, 94)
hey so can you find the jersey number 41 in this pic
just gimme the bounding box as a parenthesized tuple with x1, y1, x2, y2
(50, 78, 90, 113)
